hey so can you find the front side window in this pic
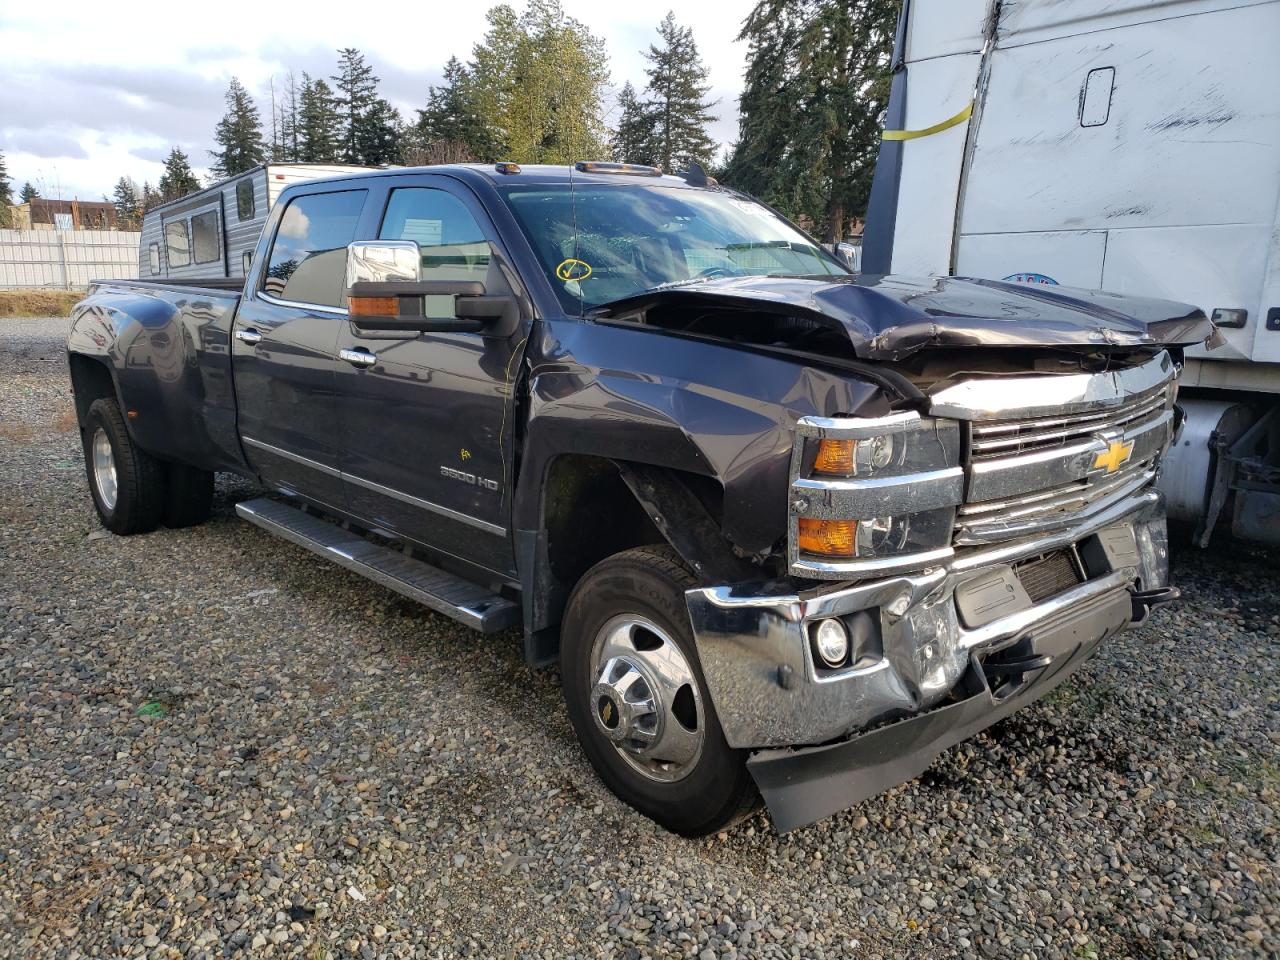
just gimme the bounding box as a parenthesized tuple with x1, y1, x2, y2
(191, 210, 220, 264)
(164, 219, 190, 268)
(501, 183, 847, 312)
(262, 190, 366, 308)
(379, 187, 495, 315)
(148, 243, 161, 274)
(237, 179, 256, 221)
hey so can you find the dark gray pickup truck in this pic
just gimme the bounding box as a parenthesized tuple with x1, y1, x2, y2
(68, 162, 1210, 833)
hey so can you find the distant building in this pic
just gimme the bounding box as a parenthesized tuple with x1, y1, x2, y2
(7, 199, 119, 230)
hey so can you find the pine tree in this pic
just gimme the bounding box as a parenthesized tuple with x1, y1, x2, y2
(611, 82, 657, 164)
(20, 182, 41, 203)
(210, 78, 267, 178)
(141, 182, 163, 213)
(725, 0, 897, 240)
(642, 13, 718, 172)
(356, 96, 402, 166)
(112, 177, 143, 229)
(0, 151, 12, 227)
(158, 148, 200, 202)
(280, 72, 301, 162)
(411, 56, 496, 163)
(298, 74, 342, 163)
(332, 48, 380, 164)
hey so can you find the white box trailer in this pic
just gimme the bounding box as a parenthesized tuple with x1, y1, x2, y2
(862, 0, 1280, 545)
(139, 163, 377, 283)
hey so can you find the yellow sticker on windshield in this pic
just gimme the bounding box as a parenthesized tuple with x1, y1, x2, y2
(556, 258, 593, 281)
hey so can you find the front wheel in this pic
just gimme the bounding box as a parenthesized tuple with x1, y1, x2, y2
(560, 546, 759, 835)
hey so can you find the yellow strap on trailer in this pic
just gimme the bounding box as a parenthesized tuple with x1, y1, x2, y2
(881, 101, 974, 141)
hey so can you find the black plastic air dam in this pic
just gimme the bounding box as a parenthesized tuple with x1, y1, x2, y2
(748, 589, 1133, 832)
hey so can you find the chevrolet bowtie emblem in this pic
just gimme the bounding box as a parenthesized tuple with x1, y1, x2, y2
(1093, 439, 1135, 474)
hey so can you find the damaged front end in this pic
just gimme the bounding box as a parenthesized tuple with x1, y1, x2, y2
(681, 343, 1188, 830)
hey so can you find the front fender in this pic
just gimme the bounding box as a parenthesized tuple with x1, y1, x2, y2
(515, 318, 886, 555)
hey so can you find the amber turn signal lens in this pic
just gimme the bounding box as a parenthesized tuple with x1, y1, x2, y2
(813, 439, 856, 475)
(349, 296, 399, 317)
(797, 518, 857, 557)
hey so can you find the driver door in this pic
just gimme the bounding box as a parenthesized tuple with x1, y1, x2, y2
(334, 178, 529, 575)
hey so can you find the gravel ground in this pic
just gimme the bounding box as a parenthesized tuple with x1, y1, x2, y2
(1, 315, 1277, 960)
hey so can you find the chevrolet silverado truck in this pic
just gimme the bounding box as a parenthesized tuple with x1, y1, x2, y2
(67, 162, 1210, 834)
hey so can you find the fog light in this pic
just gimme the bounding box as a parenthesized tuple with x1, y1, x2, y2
(813, 618, 850, 668)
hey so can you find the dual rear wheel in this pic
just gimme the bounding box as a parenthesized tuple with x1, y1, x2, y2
(82, 397, 213, 535)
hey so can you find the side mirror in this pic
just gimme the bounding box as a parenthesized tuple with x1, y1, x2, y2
(344, 240, 517, 336)
(833, 242, 860, 271)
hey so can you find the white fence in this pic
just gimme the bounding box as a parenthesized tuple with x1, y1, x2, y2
(0, 229, 140, 289)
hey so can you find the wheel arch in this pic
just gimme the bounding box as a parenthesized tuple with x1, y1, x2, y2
(68, 352, 126, 434)
(513, 451, 744, 667)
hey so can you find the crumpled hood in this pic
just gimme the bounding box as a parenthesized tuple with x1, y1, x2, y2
(595, 273, 1212, 361)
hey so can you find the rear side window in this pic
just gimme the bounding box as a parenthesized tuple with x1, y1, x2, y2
(164, 220, 190, 268)
(192, 210, 220, 264)
(149, 243, 161, 274)
(378, 187, 497, 315)
(262, 190, 366, 308)
(237, 179, 256, 221)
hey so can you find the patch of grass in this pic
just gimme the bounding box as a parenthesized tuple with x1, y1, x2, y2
(0, 289, 84, 317)
(0, 421, 36, 442)
(53, 408, 78, 433)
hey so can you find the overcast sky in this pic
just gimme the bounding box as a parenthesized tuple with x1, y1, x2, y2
(1, 0, 755, 203)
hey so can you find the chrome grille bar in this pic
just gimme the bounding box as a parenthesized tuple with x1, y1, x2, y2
(970, 389, 1169, 459)
(942, 353, 1177, 549)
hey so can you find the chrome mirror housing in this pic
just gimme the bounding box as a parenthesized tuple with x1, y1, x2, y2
(345, 240, 421, 289)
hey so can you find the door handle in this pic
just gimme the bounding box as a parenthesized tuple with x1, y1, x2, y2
(235, 328, 263, 346)
(339, 347, 377, 368)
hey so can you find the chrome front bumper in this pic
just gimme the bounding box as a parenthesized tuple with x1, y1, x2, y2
(685, 490, 1170, 751)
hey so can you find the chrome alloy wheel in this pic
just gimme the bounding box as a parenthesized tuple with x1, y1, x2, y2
(91, 427, 118, 511)
(588, 614, 705, 783)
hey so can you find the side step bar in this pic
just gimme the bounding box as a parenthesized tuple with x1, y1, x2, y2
(235, 498, 520, 634)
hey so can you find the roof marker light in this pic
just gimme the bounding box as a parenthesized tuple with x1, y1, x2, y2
(495, 162, 521, 175)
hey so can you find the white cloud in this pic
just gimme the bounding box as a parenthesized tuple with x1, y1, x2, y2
(278, 205, 311, 239)
(1, 0, 751, 201)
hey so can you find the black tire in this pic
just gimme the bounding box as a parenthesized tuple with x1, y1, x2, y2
(163, 462, 214, 528)
(561, 545, 760, 835)
(82, 397, 165, 535)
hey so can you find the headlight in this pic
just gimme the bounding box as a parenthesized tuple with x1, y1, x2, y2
(789, 411, 963, 577)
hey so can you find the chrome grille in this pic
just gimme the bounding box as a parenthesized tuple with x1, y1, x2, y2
(952, 368, 1175, 546)
(969, 387, 1169, 460)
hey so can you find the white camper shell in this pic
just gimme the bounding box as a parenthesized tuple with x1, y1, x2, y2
(862, 0, 1280, 546)
(139, 164, 376, 282)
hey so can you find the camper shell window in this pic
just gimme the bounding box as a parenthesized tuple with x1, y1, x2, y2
(192, 210, 220, 264)
(165, 220, 191, 268)
(149, 243, 161, 274)
(237, 180, 255, 221)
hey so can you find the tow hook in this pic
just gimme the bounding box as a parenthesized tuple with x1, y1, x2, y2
(1130, 585, 1181, 623)
(981, 651, 1053, 700)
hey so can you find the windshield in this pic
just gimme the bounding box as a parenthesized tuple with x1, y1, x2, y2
(500, 182, 849, 312)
